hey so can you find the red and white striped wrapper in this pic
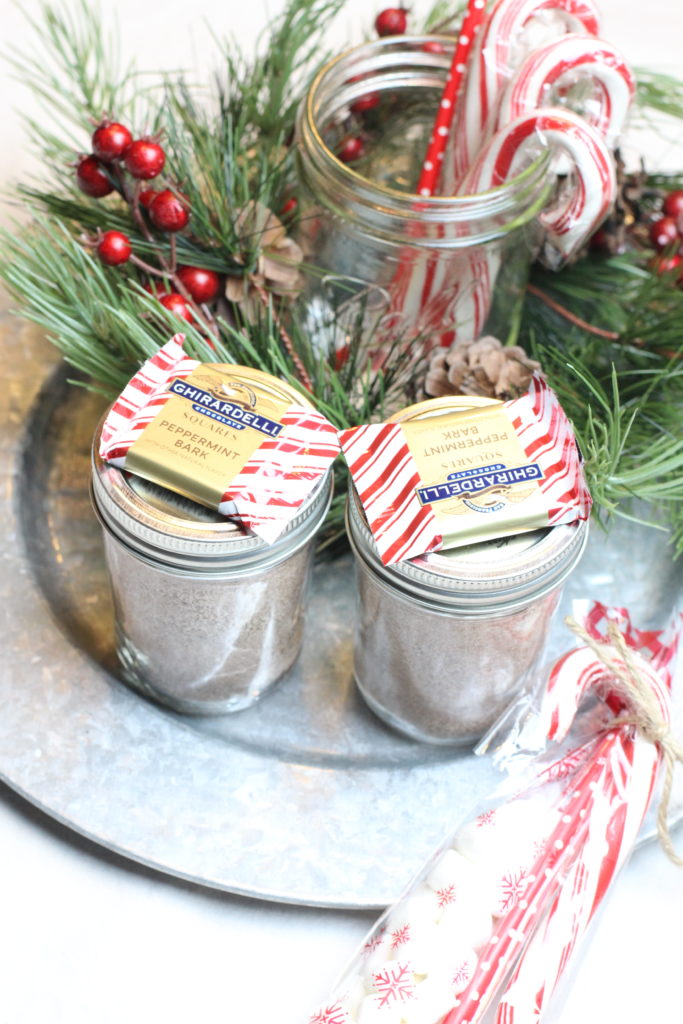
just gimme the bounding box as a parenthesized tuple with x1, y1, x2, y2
(99, 336, 341, 544)
(306, 605, 681, 1024)
(446, 0, 602, 190)
(339, 373, 591, 566)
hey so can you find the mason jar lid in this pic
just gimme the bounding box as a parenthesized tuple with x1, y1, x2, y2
(346, 393, 589, 615)
(92, 420, 333, 574)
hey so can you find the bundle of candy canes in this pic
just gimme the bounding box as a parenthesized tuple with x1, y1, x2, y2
(307, 603, 682, 1024)
(393, 0, 635, 340)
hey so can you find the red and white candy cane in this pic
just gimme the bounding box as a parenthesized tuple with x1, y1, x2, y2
(496, 33, 635, 148)
(440, 731, 616, 1024)
(446, 0, 602, 189)
(496, 725, 661, 1023)
(461, 106, 616, 265)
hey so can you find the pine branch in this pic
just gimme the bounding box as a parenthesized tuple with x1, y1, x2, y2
(4, 0, 683, 552)
(215, 0, 346, 145)
(4, 0, 148, 183)
(634, 68, 683, 123)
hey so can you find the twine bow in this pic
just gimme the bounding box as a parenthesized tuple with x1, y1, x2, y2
(566, 615, 683, 866)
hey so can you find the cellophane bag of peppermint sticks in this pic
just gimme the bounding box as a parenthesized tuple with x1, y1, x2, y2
(307, 603, 681, 1024)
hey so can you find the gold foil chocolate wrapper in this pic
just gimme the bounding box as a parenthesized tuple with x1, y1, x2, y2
(125, 364, 296, 510)
(400, 403, 550, 548)
(98, 337, 341, 544)
(339, 376, 592, 565)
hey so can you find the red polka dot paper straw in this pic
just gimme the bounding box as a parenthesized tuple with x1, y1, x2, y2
(417, 0, 488, 198)
(384, 0, 488, 345)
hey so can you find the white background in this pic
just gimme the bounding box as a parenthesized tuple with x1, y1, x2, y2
(2, 1, 683, 1022)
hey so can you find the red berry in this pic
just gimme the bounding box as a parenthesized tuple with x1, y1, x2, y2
(280, 197, 298, 220)
(138, 187, 158, 208)
(350, 92, 380, 114)
(374, 7, 408, 36)
(158, 292, 193, 321)
(649, 215, 680, 251)
(97, 230, 132, 266)
(650, 253, 683, 275)
(176, 265, 220, 303)
(91, 121, 133, 162)
(337, 135, 365, 163)
(142, 279, 166, 297)
(123, 139, 166, 180)
(334, 344, 350, 370)
(76, 155, 114, 198)
(422, 40, 446, 54)
(662, 189, 683, 222)
(149, 189, 190, 232)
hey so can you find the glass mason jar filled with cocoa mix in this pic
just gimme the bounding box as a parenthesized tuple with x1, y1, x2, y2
(345, 396, 589, 746)
(91, 371, 333, 715)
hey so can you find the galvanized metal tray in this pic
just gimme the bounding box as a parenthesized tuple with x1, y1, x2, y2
(1, 308, 681, 909)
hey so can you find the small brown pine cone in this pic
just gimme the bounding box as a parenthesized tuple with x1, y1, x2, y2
(423, 336, 542, 401)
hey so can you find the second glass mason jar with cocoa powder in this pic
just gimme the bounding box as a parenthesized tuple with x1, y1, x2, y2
(346, 397, 589, 746)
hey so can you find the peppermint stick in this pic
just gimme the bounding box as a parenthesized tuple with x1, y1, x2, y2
(447, 0, 602, 189)
(494, 616, 682, 1022)
(495, 34, 635, 147)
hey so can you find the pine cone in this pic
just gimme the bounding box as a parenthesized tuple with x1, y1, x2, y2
(591, 150, 649, 255)
(225, 201, 304, 318)
(423, 335, 542, 401)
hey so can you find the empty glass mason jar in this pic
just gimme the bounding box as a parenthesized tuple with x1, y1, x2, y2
(346, 397, 589, 746)
(91, 427, 332, 715)
(295, 36, 552, 351)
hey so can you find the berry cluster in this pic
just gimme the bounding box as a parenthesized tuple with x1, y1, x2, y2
(76, 119, 220, 325)
(648, 189, 683, 278)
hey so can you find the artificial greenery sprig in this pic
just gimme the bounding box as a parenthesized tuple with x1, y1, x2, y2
(2, 0, 683, 551)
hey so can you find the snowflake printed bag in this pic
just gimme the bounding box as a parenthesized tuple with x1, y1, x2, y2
(308, 604, 682, 1024)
